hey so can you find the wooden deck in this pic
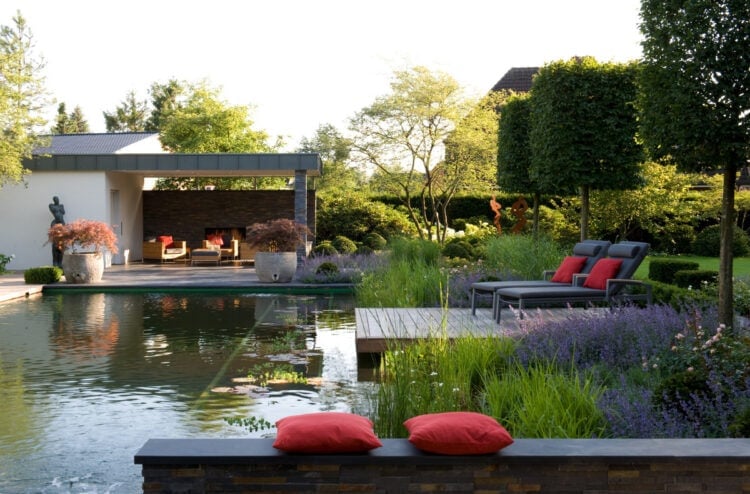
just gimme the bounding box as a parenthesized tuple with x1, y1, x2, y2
(355, 306, 598, 354)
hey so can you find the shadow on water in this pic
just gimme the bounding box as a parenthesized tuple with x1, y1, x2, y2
(0, 291, 369, 493)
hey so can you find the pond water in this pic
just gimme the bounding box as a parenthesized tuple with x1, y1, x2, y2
(0, 291, 374, 493)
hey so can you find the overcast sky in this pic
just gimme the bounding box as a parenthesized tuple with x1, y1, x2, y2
(2, 0, 644, 150)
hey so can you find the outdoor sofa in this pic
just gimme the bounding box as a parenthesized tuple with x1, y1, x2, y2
(142, 236, 187, 262)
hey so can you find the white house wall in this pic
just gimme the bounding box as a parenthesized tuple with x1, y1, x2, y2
(1, 172, 109, 270)
(105, 172, 144, 264)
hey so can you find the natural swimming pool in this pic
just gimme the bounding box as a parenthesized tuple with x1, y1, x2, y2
(0, 291, 373, 493)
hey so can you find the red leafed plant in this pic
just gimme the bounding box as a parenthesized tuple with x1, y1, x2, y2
(48, 219, 119, 254)
(246, 218, 311, 253)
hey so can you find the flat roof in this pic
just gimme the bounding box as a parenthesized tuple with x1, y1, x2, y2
(23, 153, 323, 177)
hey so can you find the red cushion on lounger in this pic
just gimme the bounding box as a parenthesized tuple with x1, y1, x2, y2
(583, 258, 623, 290)
(550, 256, 587, 283)
(157, 235, 173, 248)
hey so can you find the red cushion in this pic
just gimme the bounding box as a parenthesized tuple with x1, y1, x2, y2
(207, 234, 224, 246)
(583, 258, 623, 290)
(157, 235, 173, 248)
(404, 412, 514, 455)
(550, 256, 587, 283)
(273, 412, 382, 453)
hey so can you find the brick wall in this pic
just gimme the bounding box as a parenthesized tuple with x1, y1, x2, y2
(143, 190, 316, 250)
(135, 438, 750, 494)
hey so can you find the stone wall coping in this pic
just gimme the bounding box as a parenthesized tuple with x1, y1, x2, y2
(134, 438, 750, 466)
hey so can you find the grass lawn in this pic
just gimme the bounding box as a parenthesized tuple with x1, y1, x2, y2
(635, 255, 750, 279)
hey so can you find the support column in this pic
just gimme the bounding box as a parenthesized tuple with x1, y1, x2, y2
(294, 170, 307, 266)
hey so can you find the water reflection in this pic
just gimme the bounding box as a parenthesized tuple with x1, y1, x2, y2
(0, 292, 365, 493)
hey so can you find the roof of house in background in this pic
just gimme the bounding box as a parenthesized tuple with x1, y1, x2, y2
(491, 67, 540, 93)
(33, 132, 165, 155)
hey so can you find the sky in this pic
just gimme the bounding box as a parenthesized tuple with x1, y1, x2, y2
(2, 0, 644, 151)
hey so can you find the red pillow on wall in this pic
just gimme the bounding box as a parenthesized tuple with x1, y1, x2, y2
(583, 258, 623, 290)
(273, 412, 382, 453)
(550, 256, 587, 283)
(157, 235, 173, 248)
(404, 412, 514, 455)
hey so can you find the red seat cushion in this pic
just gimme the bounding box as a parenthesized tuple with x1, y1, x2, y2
(273, 412, 382, 453)
(157, 235, 173, 248)
(583, 258, 623, 290)
(404, 412, 514, 455)
(550, 256, 587, 283)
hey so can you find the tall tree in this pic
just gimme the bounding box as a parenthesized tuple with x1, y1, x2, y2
(297, 123, 364, 196)
(496, 92, 542, 236)
(103, 90, 148, 132)
(145, 79, 185, 132)
(0, 11, 49, 186)
(639, 0, 750, 326)
(349, 66, 467, 242)
(53, 102, 89, 134)
(155, 81, 282, 190)
(529, 57, 644, 241)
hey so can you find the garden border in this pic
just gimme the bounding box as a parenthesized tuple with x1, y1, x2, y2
(135, 437, 750, 493)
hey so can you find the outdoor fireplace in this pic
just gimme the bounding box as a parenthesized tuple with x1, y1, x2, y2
(204, 227, 246, 244)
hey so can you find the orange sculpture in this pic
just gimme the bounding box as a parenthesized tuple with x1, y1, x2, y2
(490, 195, 502, 234)
(511, 196, 529, 234)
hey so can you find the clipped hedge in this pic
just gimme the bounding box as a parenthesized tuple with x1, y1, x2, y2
(24, 266, 62, 284)
(648, 259, 700, 284)
(673, 269, 719, 289)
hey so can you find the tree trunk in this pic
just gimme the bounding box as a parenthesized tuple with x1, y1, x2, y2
(580, 185, 590, 241)
(718, 164, 737, 327)
(532, 191, 540, 239)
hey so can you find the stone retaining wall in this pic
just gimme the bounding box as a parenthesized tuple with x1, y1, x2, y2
(135, 438, 750, 493)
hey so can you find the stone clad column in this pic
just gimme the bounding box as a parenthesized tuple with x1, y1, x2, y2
(294, 170, 307, 266)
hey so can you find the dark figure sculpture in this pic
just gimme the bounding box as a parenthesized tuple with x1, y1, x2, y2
(49, 196, 65, 267)
(511, 196, 529, 234)
(490, 195, 502, 234)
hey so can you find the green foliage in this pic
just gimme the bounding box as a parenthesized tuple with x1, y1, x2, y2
(0, 12, 50, 186)
(482, 235, 565, 280)
(312, 241, 338, 257)
(0, 253, 14, 273)
(497, 93, 535, 193)
(362, 232, 387, 250)
(332, 235, 357, 255)
(23, 266, 62, 284)
(648, 259, 700, 284)
(481, 362, 607, 438)
(673, 270, 718, 289)
(314, 261, 339, 277)
(441, 238, 475, 261)
(53, 103, 89, 134)
(298, 123, 364, 196)
(316, 193, 413, 243)
(691, 225, 750, 257)
(356, 239, 446, 308)
(224, 416, 274, 433)
(103, 90, 148, 132)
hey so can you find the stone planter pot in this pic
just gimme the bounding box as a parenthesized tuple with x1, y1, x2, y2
(254, 252, 297, 283)
(62, 252, 104, 284)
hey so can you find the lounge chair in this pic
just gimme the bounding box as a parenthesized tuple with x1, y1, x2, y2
(493, 241, 652, 322)
(470, 240, 612, 320)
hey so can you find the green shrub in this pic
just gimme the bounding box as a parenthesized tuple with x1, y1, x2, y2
(648, 259, 700, 284)
(441, 239, 475, 260)
(312, 241, 338, 257)
(362, 232, 387, 250)
(0, 253, 14, 273)
(673, 269, 718, 289)
(691, 224, 750, 257)
(24, 266, 63, 284)
(390, 237, 442, 267)
(332, 235, 358, 255)
(316, 194, 413, 243)
(315, 261, 339, 276)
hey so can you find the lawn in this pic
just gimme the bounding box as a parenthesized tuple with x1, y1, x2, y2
(635, 255, 750, 279)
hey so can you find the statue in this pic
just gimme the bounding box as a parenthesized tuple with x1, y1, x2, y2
(49, 196, 65, 267)
(511, 196, 529, 234)
(490, 195, 502, 234)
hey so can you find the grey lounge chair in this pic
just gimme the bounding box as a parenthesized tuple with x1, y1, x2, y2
(493, 241, 652, 322)
(470, 240, 612, 320)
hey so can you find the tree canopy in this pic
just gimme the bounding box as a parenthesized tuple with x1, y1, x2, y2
(0, 12, 49, 187)
(53, 102, 89, 134)
(529, 57, 643, 240)
(639, 0, 750, 325)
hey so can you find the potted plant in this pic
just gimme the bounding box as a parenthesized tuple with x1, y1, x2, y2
(246, 218, 311, 283)
(47, 219, 119, 283)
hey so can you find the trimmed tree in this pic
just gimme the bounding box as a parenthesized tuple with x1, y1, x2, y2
(529, 57, 644, 241)
(639, 0, 750, 326)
